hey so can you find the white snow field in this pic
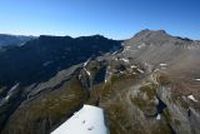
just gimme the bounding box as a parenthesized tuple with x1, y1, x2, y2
(51, 105, 108, 134)
(187, 95, 198, 102)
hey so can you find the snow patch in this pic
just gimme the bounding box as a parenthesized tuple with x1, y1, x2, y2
(156, 114, 161, 120)
(2, 84, 19, 102)
(154, 68, 160, 73)
(195, 78, 200, 81)
(83, 59, 91, 67)
(119, 71, 125, 74)
(131, 65, 137, 69)
(114, 57, 119, 61)
(84, 68, 91, 76)
(51, 105, 108, 134)
(8, 83, 19, 93)
(132, 72, 137, 75)
(137, 43, 146, 49)
(104, 79, 108, 83)
(104, 68, 112, 84)
(159, 63, 167, 67)
(120, 58, 129, 63)
(112, 51, 118, 55)
(5, 95, 10, 101)
(137, 68, 144, 74)
(187, 95, 198, 102)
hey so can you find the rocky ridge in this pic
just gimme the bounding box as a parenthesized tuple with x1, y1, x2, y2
(0, 30, 200, 134)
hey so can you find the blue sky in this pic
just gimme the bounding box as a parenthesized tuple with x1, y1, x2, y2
(0, 0, 199, 39)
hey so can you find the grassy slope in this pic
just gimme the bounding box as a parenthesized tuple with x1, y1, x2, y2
(2, 77, 88, 134)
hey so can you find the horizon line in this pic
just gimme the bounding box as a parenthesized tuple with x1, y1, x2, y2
(0, 29, 199, 41)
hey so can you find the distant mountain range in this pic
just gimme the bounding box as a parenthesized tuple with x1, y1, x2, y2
(0, 35, 121, 86)
(0, 30, 200, 134)
(0, 34, 35, 47)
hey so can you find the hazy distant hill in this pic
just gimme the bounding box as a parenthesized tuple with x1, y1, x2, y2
(0, 34, 35, 47)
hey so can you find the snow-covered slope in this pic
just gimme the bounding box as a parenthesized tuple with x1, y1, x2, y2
(51, 105, 108, 134)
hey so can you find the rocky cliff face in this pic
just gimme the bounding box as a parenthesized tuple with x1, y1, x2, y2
(0, 30, 200, 134)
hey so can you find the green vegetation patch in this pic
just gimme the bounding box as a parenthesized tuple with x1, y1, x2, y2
(140, 83, 157, 99)
(130, 83, 158, 114)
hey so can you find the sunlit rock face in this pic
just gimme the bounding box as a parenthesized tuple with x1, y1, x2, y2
(1, 30, 200, 134)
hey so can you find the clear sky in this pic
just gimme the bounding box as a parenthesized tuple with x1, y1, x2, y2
(0, 0, 199, 39)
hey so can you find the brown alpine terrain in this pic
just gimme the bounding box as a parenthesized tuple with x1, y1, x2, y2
(0, 29, 200, 134)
